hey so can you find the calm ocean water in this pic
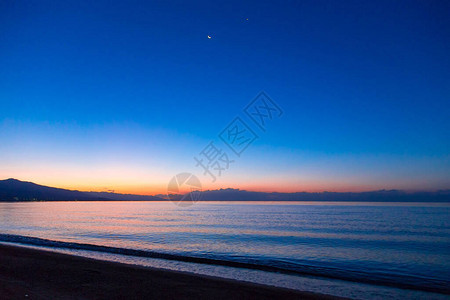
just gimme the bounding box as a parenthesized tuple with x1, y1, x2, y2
(0, 201, 449, 299)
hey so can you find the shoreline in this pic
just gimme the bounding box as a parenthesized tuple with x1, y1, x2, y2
(0, 244, 342, 300)
(2, 233, 448, 295)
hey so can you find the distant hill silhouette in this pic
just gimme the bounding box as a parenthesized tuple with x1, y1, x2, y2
(0, 179, 163, 202)
(1, 179, 449, 202)
(195, 188, 450, 202)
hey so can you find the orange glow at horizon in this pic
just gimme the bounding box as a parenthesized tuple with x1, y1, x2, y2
(8, 177, 431, 196)
(1, 159, 445, 195)
(0, 173, 396, 195)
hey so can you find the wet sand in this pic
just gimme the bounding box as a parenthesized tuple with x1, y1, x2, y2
(0, 244, 343, 299)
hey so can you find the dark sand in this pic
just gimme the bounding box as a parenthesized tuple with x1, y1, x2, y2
(0, 244, 344, 300)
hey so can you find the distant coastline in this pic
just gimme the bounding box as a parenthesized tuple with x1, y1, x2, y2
(1, 178, 449, 202)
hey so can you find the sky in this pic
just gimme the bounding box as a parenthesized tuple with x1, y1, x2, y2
(0, 0, 449, 194)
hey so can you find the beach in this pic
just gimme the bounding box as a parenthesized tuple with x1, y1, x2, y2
(0, 244, 341, 300)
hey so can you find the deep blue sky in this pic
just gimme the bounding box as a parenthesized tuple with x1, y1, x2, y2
(1, 0, 449, 193)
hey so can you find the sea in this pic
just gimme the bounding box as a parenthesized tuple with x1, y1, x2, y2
(0, 201, 449, 299)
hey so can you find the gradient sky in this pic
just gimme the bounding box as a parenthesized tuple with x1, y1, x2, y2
(1, 0, 449, 194)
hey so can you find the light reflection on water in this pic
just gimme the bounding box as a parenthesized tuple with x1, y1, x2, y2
(0, 201, 449, 298)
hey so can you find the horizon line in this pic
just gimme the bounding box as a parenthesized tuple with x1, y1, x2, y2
(2, 178, 448, 197)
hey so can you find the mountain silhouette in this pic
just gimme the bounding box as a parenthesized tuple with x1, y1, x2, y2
(0, 179, 163, 201)
(1, 179, 449, 202)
